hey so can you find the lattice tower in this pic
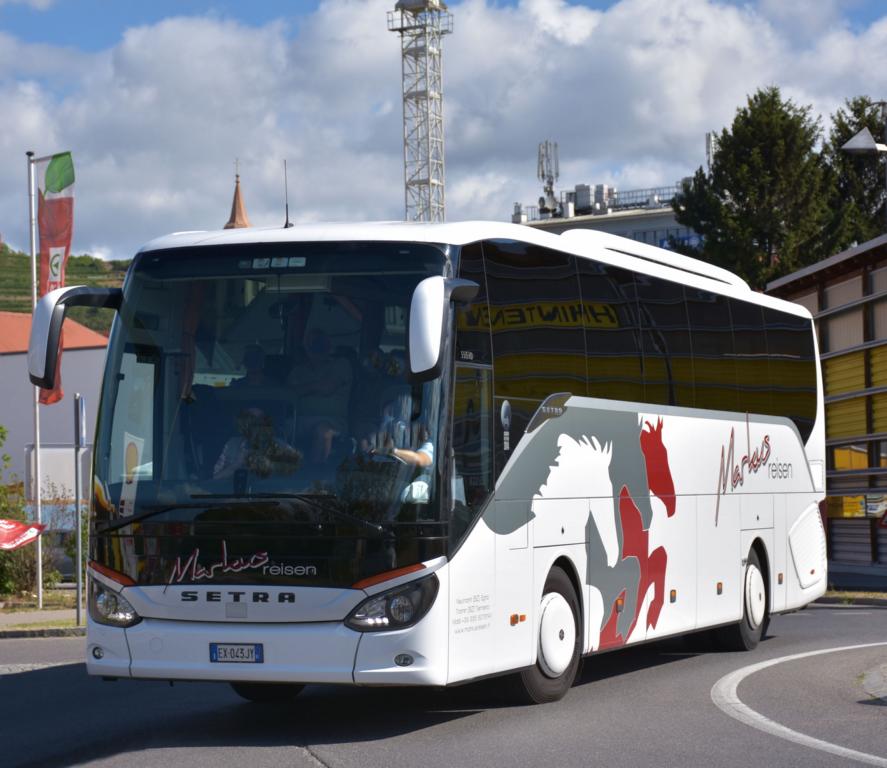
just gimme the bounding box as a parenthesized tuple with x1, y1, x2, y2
(388, 1, 453, 222)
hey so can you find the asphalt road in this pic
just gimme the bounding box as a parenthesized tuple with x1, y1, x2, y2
(2, 605, 885, 768)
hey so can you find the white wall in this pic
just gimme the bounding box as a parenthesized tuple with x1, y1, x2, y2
(0, 347, 106, 486)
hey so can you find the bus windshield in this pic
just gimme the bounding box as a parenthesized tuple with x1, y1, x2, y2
(92, 241, 450, 586)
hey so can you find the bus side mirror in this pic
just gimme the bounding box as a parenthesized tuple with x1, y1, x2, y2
(408, 277, 479, 382)
(29, 286, 122, 388)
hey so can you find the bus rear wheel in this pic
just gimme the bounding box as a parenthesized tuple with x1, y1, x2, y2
(716, 548, 767, 651)
(513, 566, 581, 704)
(230, 682, 304, 703)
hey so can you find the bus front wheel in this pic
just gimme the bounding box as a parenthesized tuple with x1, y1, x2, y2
(230, 682, 304, 703)
(514, 566, 581, 704)
(716, 548, 768, 651)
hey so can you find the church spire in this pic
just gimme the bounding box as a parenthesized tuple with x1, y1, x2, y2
(224, 160, 251, 229)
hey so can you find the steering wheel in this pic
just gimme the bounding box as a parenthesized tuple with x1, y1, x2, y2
(369, 448, 408, 466)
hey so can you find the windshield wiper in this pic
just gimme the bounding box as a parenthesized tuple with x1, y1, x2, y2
(95, 493, 384, 536)
(94, 503, 208, 535)
(190, 492, 384, 533)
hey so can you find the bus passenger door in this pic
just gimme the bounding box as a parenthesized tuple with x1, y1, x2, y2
(697, 495, 742, 627)
(771, 494, 788, 613)
(448, 364, 498, 682)
(493, 499, 533, 673)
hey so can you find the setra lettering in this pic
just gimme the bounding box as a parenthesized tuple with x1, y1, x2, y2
(178, 590, 296, 603)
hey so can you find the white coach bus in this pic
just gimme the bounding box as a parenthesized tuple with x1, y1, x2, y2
(29, 222, 826, 704)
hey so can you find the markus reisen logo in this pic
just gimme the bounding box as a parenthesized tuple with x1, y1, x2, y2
(168, 541, 269, 584)
(167, 541, 319, 586)
(262, 563, 317, 576)
(715, 419, 788, 525)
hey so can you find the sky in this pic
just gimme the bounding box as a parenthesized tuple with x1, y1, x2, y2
(2, 0, 887, 260)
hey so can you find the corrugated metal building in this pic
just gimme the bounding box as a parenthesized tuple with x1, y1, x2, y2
(767, 234, 887, 587)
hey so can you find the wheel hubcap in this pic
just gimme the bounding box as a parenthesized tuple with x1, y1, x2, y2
(538, 592, 576, 678)
(745, 564, 766, 628)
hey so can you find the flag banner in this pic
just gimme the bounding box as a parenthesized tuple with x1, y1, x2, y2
(0, 519, 46, 551)
(36, 151, 75, 405)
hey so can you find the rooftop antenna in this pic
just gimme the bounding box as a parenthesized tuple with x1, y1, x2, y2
(283, 159, 293, 228)
(537, 140, 559, 215)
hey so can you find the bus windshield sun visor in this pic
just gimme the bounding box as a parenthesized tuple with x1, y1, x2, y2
(28, 285, 122, 389)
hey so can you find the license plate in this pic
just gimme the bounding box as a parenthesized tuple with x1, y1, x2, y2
(209, 643, 264, 663)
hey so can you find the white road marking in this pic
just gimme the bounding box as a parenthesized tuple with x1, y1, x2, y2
(711, 642, 887, 767)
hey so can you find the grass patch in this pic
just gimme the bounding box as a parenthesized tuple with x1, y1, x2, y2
(824, 590, 887, 602)
(0, 589, 78, 612)
(6, 618, 78, 630)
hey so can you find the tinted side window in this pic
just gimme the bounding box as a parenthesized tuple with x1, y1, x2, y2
(483, 240, 585, 401)
(729, 299, 769, 415)
(764, 307, 817, 442)
(686, 288, 737, 412)
(636, 275, 693, 407)
(454, 241, 492, 366)
(449, 365, 493, 548)
(578, 260, 644, 403)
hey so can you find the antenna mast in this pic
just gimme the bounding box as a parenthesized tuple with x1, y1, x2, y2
(283, 159, 292, 228)
(388, 1, 453, 223)
(537, 140, 559, 215)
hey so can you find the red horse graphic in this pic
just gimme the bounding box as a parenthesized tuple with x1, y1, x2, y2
(599, 418, 674, 648)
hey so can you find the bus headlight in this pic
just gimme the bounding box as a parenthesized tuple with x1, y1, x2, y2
(346, 574, 439, 632)
(89, 578, 141, 628)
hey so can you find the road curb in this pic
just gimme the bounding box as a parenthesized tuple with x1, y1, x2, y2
(815, 596, 887, 607)
(0, 627, 85, 639)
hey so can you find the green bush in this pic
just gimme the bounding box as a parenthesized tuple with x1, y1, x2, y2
(0, 425, 60, 595)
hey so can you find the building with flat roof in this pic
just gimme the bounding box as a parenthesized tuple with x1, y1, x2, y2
(767, 234, 887, 587)
(517, 182, 700, 249)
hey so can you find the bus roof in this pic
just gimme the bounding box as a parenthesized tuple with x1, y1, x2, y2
(137, 221, 811, 319)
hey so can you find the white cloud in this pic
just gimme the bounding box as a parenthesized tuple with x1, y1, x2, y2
(524, 0, 601, 45)
(0, 0, 55, 9)
(1, 0, 887, 258)
(85, 244, 113, 261)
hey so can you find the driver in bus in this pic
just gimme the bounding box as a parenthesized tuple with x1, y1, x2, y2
(371, 424, 434, 504)
(377, 428, 433, 468)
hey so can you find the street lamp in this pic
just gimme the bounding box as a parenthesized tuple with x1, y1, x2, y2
(841, 100, 887, 231)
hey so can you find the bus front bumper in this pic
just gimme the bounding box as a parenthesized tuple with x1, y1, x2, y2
(86, 613, 448, 686)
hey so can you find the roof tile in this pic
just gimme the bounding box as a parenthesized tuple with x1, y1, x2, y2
(0, 311, 108, 355)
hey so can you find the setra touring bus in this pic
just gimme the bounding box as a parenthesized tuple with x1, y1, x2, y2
(28, 221, 827, 704)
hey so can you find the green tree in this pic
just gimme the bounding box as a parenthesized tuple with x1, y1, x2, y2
(673, 87, 830, 290)
(822, 96, 886, 252)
